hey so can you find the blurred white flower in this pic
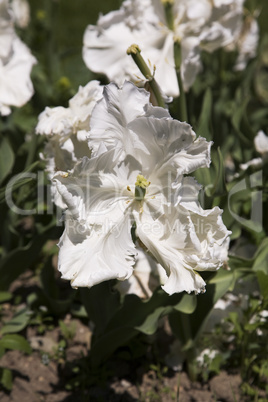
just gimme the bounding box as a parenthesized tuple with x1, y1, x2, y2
(240, 130, 268, 171)
(233, 15, 259, 71)
(11, 0, 30, 28)
(36, 80, 103, 208)
(53, 82, 230, 294)
(0, 1, 14, 59)
(0, 35, 36, 115)
(254, 130, 268, 155)
(83, 0, 254, 97)
(0, 0, 36, 115)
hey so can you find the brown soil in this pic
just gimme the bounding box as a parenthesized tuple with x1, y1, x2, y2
(0, 348, 244, 401)
(0, 271, 248, 401)
(0, 317, 245, 402)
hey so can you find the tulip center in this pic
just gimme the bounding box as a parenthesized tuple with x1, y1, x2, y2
(134, 174, 150, 201)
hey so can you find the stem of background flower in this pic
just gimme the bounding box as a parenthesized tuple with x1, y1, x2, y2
(170, 311, 198, 381)
(174, 41, 188, 122)
(45, 0, 61, 84)
(161, 0, 175, 31)
(127, 44, 165, 108)
(180, 313, 198, 381)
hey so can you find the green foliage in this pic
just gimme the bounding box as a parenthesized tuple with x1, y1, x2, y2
(0, 334, 32, 355)
(0, 292, 12, 303)
(0, 368, 13, 392)
(0, 307, 31, 335)
(196, 289, 268, 398)
(81, 285, 197, 366)
(59, 320, 76, 342)
(0, 136, 14, 185)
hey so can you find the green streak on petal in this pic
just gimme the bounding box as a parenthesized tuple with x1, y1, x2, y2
(135, 174, 150, 201)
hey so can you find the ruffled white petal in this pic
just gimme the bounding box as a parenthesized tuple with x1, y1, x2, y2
(134, 197, 230, 295)
(127, 115, 211, 182)
(88, 82, 211, 182)
(53, 149, 140, 287)
(48, 82, 230, 295)
(134, 204, 207, 294)
(115, 246, 167, 298)
(88, 81, 169, 155)
(36, 81, 103, 208)
(36, 81, 103, 137)
(58, 213, 136, 288)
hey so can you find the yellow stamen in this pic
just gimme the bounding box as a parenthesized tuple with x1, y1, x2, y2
(135, 174, 150, 189)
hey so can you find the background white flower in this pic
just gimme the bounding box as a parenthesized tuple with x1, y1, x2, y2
(240, 130, 268, 171)
(0, 0, 36, 115)
(83, 0, 257, 98)
(11, 0, 30, 28)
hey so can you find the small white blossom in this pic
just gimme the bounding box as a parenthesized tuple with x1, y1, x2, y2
(53, 82, 230, 294)
(240, 130, 268, 171)
(254, 130, 268, 155)
(196, 348, 219, 366)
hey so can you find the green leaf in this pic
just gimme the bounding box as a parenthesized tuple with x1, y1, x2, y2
(0, 292, 12, 303)
(252, 238, 268, 274)
(0, 136, 14, 184)
(169, 268, 235, 346)
(70, 303, 88, 318)
(231, 95, 252, 146)
(0, 345, 5, 359)
(173, 293, 197, 314)
(0, 160, 43, 204)
(256, 271, 268, 300)
(206, 148, 227, 197)
(0, 368, 13, 392)
(40, 257, 75, 315)
(0, 177, 33, 204)
(80, 283, 121, 336)
(196, 87, 213, 140)
(228, 254, 252, 270)
(0, 334, 32, 354)
(135, 293, 197, 335)
(0, 223, 57, 291)
(0, 307, 31, 335)
(88, 288, 197, 366)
